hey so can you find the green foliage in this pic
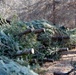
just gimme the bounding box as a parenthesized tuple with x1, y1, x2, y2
(67, 28, 76, 45)
(0, 19, 71, 65)
(0, 56, 38, 75)
(0, 30, 20, 57)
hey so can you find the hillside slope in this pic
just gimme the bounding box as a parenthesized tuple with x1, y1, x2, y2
(0, 0, 75, 28)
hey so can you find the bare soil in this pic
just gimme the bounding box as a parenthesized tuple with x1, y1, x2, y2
(39, 49, 76, 75)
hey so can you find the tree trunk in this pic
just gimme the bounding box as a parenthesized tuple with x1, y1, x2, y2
(16, 28, 45, 37)
(14, 48, 34, 57)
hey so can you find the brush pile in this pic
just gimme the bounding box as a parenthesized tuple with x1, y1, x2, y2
(0, 19, 70, 64)
(1, 18, 76, 74)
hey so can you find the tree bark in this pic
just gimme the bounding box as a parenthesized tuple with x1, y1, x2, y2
(51, 36, 70, 40)
(14, 48, 34, 57)
(16, 29, 32, 37)
(16, 28, 45, 37)
(33, 28, 45, 34)
(57, 48, 69, 52)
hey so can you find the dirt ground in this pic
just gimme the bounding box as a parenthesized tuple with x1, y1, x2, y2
(39, 49, 76, 75)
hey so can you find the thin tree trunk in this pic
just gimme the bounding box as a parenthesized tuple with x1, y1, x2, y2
(14, 48, 34, 57)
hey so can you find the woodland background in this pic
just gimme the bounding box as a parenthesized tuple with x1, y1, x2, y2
(0, 0, 76, 28)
